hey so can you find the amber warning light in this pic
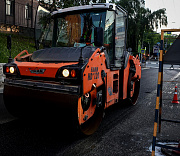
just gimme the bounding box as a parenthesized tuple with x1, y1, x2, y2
(71, 69, 76, 78)
(6, 67, 10, 73)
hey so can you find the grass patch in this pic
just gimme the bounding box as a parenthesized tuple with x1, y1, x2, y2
(0, 32, 36, 63)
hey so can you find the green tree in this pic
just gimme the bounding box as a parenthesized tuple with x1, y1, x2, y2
(142, 31, 161, 56)
(115, 0, 167, 53)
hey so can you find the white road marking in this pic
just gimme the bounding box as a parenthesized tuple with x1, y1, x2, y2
(171, 72, 180, 81)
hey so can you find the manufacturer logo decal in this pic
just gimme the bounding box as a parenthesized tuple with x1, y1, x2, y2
(29, 68, 46, 74)
(88, 67, 99, 80)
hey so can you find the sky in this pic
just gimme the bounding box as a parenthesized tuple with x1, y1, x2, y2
(145, 0, 180, 33)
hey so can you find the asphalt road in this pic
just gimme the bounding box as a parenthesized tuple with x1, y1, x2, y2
(0, 64, 180, 156)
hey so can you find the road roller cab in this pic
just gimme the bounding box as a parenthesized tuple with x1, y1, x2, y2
(3, 3, 141, 135)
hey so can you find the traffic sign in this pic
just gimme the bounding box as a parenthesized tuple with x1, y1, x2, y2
(165, 32, 172, 36)
(153, 45, 160, 53)
(141, 49, 145, 54)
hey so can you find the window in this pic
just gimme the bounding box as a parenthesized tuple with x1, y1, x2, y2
(6, 0, 14, 16)
(36, 11, 106, 48)
(104, 11, 115, 64)
(25, 4, 32, 19)
(115, 9, 125, 67)
(54, 11, 106, 47)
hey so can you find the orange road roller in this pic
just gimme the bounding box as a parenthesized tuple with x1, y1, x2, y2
(3, 3, 141, 135)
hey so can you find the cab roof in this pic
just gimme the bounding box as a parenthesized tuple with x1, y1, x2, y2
(51, 3, 127, 16)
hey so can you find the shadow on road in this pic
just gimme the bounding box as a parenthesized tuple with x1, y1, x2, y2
(0, 99, 136, 156)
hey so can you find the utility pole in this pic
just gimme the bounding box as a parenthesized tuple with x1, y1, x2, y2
(148, 41, 150, 60)
(31, 0, 33, 28)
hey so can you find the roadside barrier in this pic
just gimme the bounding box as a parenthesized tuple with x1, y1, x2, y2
(152, 29, 180, 156)
(172, 86, 179, 104)
(0, 63, 6, 86)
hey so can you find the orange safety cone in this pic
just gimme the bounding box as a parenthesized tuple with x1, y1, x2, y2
(172, 86, 179, 104)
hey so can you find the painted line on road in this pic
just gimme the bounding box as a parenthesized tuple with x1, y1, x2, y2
(171, 72, 180, 81)
(146, 62, 159, 64)
(142, 67, 150, 70)
(144, 66, 180, 70)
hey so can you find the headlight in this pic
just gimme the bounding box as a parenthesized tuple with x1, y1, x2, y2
(56, 67, 79, 80)
(3, 64, 18, 76)
(62, 69, 69, 77)
(10, 67, 15, 74)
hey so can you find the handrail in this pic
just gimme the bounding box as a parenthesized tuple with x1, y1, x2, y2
(14, 50, 29, 59)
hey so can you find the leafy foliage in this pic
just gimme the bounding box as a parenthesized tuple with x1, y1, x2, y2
(142, 31, 161, 55)
(115, 0, 167, 53)
(0, 0, 168, 63)
(0, 33, 35, 63)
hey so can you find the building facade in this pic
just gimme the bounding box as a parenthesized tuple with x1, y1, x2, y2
(0, 0, 39, 36)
